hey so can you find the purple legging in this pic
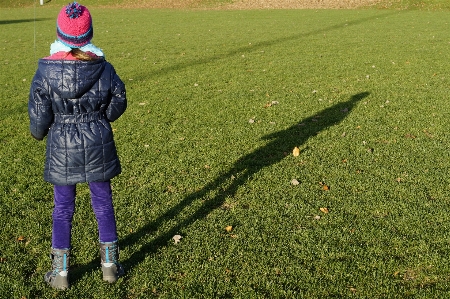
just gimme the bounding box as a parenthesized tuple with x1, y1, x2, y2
(52, 181, 118, 249)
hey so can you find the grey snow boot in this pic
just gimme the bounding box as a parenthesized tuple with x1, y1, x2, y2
(44, 248, 70, 290)
(100, 241, 125, 283)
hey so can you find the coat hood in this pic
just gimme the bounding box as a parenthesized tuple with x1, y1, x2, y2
(38, 58, 106, 99)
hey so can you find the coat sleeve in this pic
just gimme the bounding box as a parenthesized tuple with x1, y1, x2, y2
(105, 64, 127, 122)
(28, 71, 54, 141)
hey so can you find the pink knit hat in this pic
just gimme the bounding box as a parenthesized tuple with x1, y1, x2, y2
(56, 2, 93, 48)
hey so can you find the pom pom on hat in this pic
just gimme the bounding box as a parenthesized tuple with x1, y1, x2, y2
(57, 2, 93, 48)
(65, 2, 82, 19)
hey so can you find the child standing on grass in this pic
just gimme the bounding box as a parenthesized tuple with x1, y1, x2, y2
(28, 2, 127, 290)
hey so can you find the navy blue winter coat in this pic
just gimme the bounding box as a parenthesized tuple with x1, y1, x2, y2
(28, 57, 127, 185)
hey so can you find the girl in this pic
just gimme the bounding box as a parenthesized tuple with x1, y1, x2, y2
(28, 2, 127, 289)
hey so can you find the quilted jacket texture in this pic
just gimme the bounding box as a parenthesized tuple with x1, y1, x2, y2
(28, 57, 127, 185)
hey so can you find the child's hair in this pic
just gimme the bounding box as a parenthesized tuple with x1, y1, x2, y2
(66, 48, 99, 61)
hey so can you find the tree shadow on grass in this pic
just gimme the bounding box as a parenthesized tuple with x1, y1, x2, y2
(139, 10, 400, 80)
(0, 18, 50, 25)
(119, 91, 370, 272)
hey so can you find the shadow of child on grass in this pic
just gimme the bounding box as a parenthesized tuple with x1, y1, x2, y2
(70, 92, 369, 286)
(116, 91, 370, 273)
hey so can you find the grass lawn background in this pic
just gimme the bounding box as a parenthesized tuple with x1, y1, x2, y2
(2, 1, 450, 298)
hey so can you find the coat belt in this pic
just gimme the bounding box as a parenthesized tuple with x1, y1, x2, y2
(54, 111, 105, 123)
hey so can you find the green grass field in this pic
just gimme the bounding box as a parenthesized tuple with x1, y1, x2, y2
(2, 1, 450, 298)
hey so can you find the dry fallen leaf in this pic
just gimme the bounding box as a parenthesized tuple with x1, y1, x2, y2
(292, 147, 300, 157)
(319, 181, 329, 190)
(291, 179, 300, 186)
(225, 226, 233, 232)
(173, 235, 182, 244)
(221, 203, 232, 210)
(423, 129, 433, 138)
(320, 207, 329, 214)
